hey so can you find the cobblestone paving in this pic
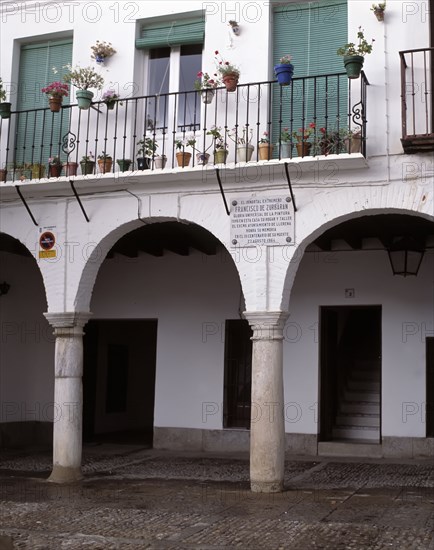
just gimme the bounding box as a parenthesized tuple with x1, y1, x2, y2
(0, 446, 433, 549)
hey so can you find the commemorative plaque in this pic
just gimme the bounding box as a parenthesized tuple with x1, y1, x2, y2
(230, 196, 295, 247)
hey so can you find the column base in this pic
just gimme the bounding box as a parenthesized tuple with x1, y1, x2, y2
(48, 465, 83, 483)
(251, 480, 284, 493)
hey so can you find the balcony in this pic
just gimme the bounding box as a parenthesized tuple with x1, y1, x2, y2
(0, 72, 368, 184)
(400, 47, 434, 153)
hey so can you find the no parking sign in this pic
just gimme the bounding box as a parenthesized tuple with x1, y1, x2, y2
(39, 230, 57, 259)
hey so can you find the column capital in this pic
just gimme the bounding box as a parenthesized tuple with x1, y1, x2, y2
(44, 312, 92, 332)
(243, 311, 289, 341)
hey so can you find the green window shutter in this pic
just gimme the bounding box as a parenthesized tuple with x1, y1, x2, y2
(136, 18, 205, 49)
(16, 40, 72, 166)
(272, 1, 348, 155)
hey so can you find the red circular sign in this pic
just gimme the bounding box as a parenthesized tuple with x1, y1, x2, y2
(39, 231, 56, 251)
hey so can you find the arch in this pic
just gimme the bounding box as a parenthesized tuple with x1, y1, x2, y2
(0, 232, 48, 308)
(74, 216, 242, 312)
(282, 204, 434, 310)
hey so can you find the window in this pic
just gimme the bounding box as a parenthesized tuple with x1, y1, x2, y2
(272, 0, 348, 155)
(16, 39, 72, 165)
(136, 17, 204, 134)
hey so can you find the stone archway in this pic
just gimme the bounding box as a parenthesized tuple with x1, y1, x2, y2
(0, 232, 52, 449)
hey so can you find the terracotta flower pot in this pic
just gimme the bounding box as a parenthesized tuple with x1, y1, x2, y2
(49, 96, 63, 112)
(176, 151, 191, 167)
(98, 158, 113, 173)
(296, 142, 312, 157)
(222, 73, 239, 92)
(48, 164, 63, 177)
(258, 143, 274, 160)
(63, 162, 78, 176)
(0, 168, 7, 182)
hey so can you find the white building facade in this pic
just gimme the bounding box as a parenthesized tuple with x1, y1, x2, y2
(0, 0, 433, 492)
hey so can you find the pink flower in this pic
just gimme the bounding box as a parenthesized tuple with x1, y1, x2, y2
(197, 71, 203, 77)
(215, 50, 219, 54)
(309, 122, 316, 129)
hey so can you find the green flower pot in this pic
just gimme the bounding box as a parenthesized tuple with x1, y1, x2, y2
(343, 55, 364, 79)
(80, 161, 95, 175)
(0, 102, 11, 119)
(76, 90, 94, 110)
(116, 159, 132, 172)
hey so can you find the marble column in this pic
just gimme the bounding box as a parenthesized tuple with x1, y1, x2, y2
(244, 311, 288, 493)
(44, 312, 91, 483)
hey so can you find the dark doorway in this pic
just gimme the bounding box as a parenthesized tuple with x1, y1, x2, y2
(427, 337, 434, 437)
(223, 320, 253, 429)
(320, 306, 382, 443)
(83, 320, 157, 446)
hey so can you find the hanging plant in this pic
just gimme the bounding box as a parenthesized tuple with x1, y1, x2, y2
(90, 41, 117, 64)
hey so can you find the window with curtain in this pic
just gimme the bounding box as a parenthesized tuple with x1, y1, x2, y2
(15, 40, 72, 166)
(272, 0, 348, 154)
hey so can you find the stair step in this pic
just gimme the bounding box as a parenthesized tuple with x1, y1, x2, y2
(340, 402, 380, 414)
(332, 426, 380, 440)
(347, 380, 380, 391)
(344, 391, 380, 402)
(335, 414, 380, 427)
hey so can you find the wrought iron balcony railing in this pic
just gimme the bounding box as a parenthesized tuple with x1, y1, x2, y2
(400, 47, 434, 153)
(0, 72, 368, 182)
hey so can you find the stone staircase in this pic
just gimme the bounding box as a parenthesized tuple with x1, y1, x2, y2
(332, 361, 380, 442)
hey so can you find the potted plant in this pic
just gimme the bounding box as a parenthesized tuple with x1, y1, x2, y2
(63, 65, 104, 109)
(344, 128, 362, 153)
(258, 131, 274, 160)
(116, 158, 132, 172)
(337, 27, 375, 79)
(228, 20, 241, 35)
(41, 81, 69, 112)
(31, 163, 46, 179)
(292, 123, 316, 157)
(276, 127, 292, 158)
(48, 156, 63, 177)
(137, 137, 158, 170)
(154, 154, 167, 169)
(215, 50, 240, 92)
(206, 126, 229, 164)
(97, 151, 113, 173)
(229, 125, 254, 162)
(0, 78, 11, 119)
(175, 136, 196, 167)
(371, 2, 386, 21)
(194, 71, 220, 104)
(63, 160, 79, 176)
(274, 54, 294, 86)
(314, 127, 347, 156)
(80, 152, 95, 175)
(102, 89, 122, 110)
(91, 41, 117, 64)
(0, 165, 6, 182)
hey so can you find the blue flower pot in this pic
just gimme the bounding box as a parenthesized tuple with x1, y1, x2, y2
(274, 63, 294, 86)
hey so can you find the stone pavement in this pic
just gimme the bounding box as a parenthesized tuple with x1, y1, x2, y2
(0, 445, 433, 549)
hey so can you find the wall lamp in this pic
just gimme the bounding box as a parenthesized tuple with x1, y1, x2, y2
(0, 281, 10, 296)
(387, 236, 425, 277)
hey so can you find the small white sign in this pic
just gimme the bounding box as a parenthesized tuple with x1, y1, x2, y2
(230, 196, 295, 247)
